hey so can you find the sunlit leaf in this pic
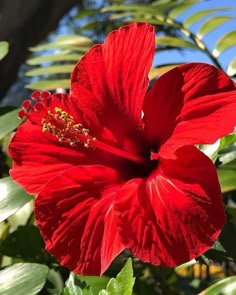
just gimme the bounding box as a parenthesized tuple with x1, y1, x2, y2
(30, 35, 92, 52)
(63, 272, 110, 295)
(184, 8, 231, 28)
(0, 263, 49, 295)
(101, 5, 147, 13)
(0, 177, 32, 222)
(169, 0, 199, 19)
(0, 108, 22, 139)
(197, 16, 233, 39)
(217, 159, 236, 192)
(25, 64, 74, 76)
(220, 133, 236, 150)
(26, 79, 70, 90)
(62, 273, 83, 295)
(156, 36, 197, 49)
(198, 140, 220, 163)
(78, 275, 110, 295)
(0, 41, 9, 60)
(27, 53, 81, 65)
(76, 8, 97, 18)
(213, 30, 236, 57)
(149, 63, 181, 79)
(227, 58, 236, 76)
(199, 276, 236, 295)
(47, 269, 64, 295)
(100, 258, 135, 295)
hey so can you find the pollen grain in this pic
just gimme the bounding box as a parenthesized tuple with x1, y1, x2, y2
(42, 107, 95, 148)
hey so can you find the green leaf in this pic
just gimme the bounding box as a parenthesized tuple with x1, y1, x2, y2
(219, 133, 236, 150)
(0, 41, 9, 60)
(198, 140, 220, 163)
(78, 276, 110, 295)
(197, 16, 233, 39)
(0, 225, 47, 262)
(227, 58, 236, 76)
(26, 79, 70, 90)
(169, 0, 199, 19)
(217, 167, 236, 193)
(219, 207, 236, 261)
(25, 64, 74, 76)
(156, 36, 197, 49)
(27, 53, 81, 65)
(0, 263, 49, 295)
(76, 8, 97, 19)
(199, 276, 236, 295)
(0, 177, 32, 222)
(0, 108, 22, 139)
(101, 5, 146, 13)
(63, 273, 84, 295)
(30, 35, 92, 52)
(100, 258, 135, 295)
(213, 30, 236, 57)
(63, 273, 110, 295)
(184, 8, 231, 28)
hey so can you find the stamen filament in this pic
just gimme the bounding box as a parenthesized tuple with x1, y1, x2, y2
(93, 140, 147, 166)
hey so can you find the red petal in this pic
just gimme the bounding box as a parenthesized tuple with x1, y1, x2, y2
(143, 63, 236, 157)
(35, 165, 124, 275)
(115, 146, 225, 267)
(70, 23, 155, 155)
(9, 93, 98, 194)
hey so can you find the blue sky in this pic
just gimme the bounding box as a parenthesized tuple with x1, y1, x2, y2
(155, 0, 236, 73)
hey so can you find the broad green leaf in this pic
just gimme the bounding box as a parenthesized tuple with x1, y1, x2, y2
(198, 140, 220, 163)
(156, 36, 197, 49)
(78, 276, 110, 295)
(184, 8, 231, 28)
(0, 177, 32, 222)
(27, 53, 81, 65)
(227, 58, 236, 76)
(25, 64, 74, 76)
(100, 258, 135, 295)
(0, 108, 22, 139)
(199, 276, 236, 295)
(47, 269, 64, 295)
(0, 225, 46, 262)
(169, 0, 199, 19)
(213, 30, 236, 57)
(30, 35, 92, 52)
(219, 150, 236, 166)
(197, 16, 233, 39)
(63, 273, 110, 295)
(0, 263, 49, 295)
(220, 133, 236, 150)
(26, 79, 70, 90)
(217, 166, 236, 193)
(0, 41, 9, 60)
(62, 273, 84, 295)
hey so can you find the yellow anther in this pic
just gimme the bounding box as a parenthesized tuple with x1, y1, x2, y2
(41, 106, 95, 149)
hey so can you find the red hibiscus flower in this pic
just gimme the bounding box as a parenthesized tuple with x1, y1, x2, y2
(9, 22, 236, 275)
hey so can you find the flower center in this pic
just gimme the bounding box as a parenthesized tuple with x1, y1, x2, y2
(19, 91, 150, 167)
(42, 107, 147, 166)
(42, 107, 95, 148)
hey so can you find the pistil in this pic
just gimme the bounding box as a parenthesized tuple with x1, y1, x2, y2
(42, 106, 146, 166)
